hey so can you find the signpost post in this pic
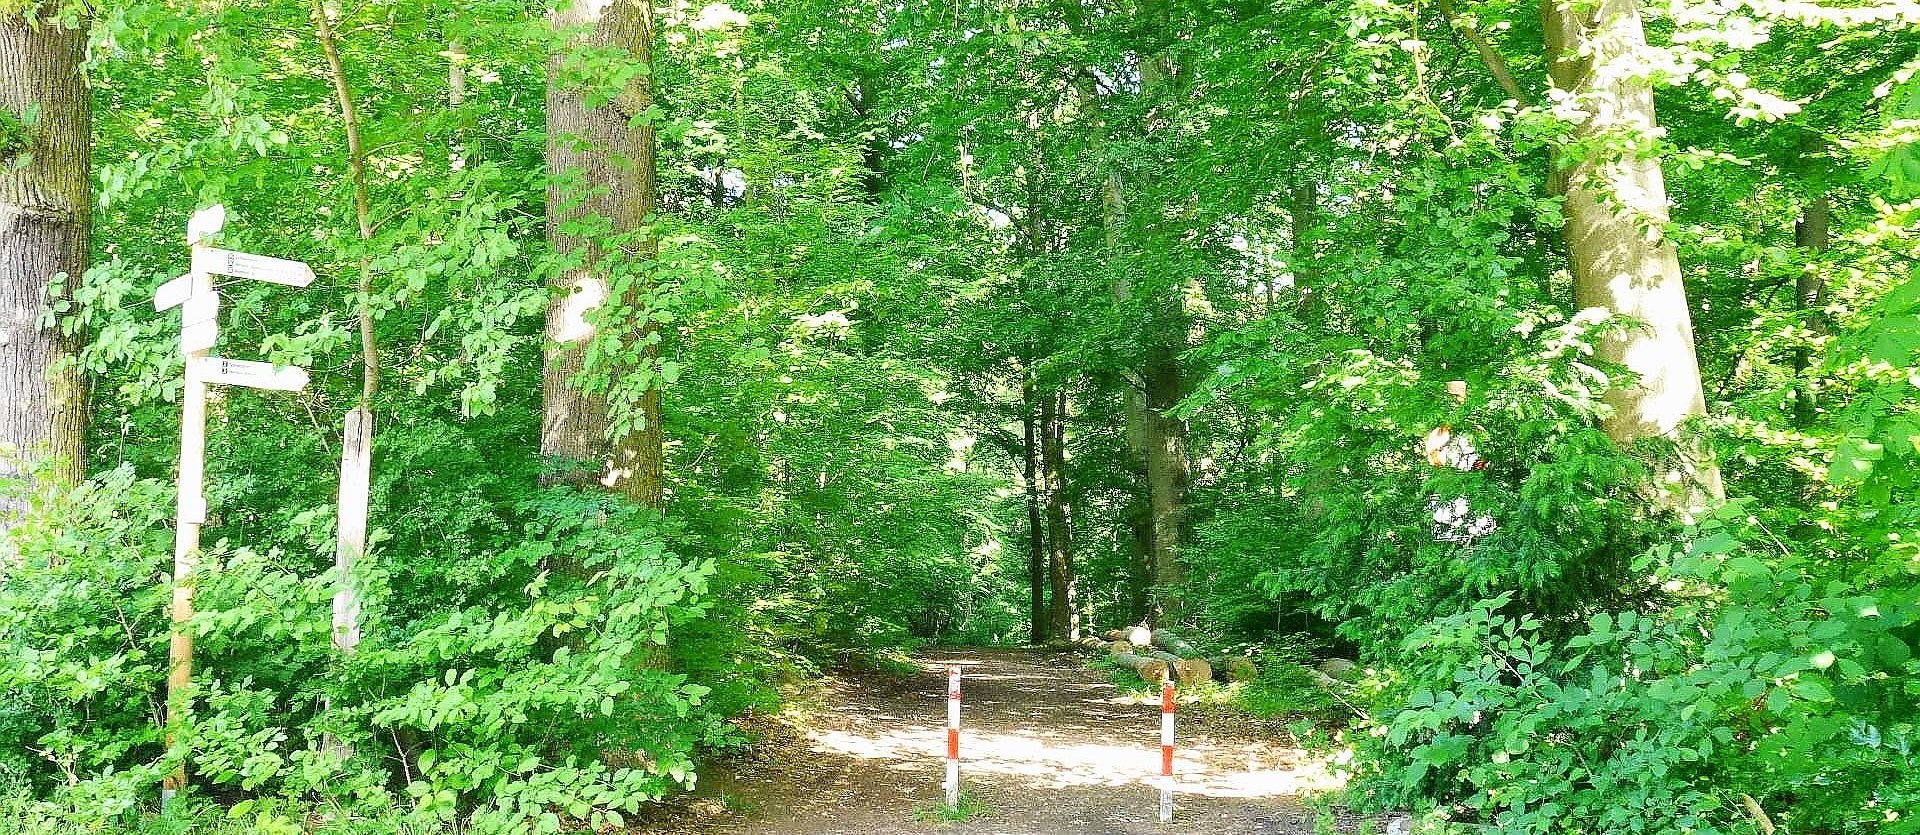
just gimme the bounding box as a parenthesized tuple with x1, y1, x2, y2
(154, 205, 313, 806)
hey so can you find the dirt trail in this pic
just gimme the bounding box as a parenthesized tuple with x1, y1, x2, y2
(655, 647, 1347, 834)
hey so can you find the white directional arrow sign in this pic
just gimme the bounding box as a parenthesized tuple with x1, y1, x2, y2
(179, 293, 220, 352)
(154, 274, 194, 311)
(190, 356, 310, 392)
(186, 204, 227, 246)
(193, 247, 316, 288)
(159, 203, 314, 809)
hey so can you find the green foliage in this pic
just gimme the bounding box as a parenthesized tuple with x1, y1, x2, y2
(2, 467, 720, 833)
(914, 789, 989, 823)
(9, 0, 1920, 830)
(0, 103, 32, 160)
(1348, 513, 1918, 834)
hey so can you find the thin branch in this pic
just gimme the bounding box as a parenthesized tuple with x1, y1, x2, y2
(1435, 0, 1530, 104)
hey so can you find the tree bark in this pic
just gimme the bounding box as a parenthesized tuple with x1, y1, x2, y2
(0, 11, 88, 496)
(1123, 1, 1195, 625)
(1792, 191, 1830, 429)
(1040, 387, 1077, 642)
(1022, 379, 1048, 644)
(1438, 0, 1529, 103)
(544, 0, 663, 508)
(1287, 177, 1320, 316)
(1125, 497, 1153, 623)
(1542, 0, 1724, 511)
(1149, 627, 1200, 658)
(1142, 341, 1190, 624)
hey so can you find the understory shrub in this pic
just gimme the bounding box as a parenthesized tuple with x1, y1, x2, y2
(1, 465, 721, 834)
(1347, 510, 1919, 834)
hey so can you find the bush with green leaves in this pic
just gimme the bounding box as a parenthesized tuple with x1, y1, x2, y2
(1344, 502, 1918, 834)
(2, 465, 720, 834)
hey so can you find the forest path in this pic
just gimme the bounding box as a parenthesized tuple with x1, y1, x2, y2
(652, 647, 1347, 835)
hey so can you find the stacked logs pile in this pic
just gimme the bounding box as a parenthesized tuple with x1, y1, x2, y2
(1074, 626, 1259, 685)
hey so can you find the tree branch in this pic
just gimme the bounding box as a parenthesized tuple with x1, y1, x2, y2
(1435, 0, 1529, 104)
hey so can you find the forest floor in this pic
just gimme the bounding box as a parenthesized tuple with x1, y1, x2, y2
(645, 647, 1358, 835)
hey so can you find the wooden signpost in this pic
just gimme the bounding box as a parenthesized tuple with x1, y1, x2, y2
(154, 205, 313, 806)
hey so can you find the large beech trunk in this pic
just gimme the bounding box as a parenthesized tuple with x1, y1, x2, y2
(544, 0, 662, 508)
(1542, 0, 1723, 511)
(0, 13, 87, 493)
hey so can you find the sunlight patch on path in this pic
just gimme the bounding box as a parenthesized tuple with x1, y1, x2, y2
(806, 725, 1341, 799)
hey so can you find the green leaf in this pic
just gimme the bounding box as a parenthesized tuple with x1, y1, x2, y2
(1829, 436, 1884, 484)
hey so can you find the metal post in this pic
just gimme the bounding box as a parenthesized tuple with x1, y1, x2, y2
(1159, 679, 1175, 823)
(945, 665, 961, 806)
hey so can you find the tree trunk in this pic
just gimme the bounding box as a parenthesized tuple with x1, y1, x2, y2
(1542, 0, 1723, 511)
(1111, 3, 1195, 625)
(1142, 342, 1189, 624)
(312, 0, 380, 761)
(1792, 191, 1830, 429)
(544, 0, 662, 508)
(1287, 177, 1320, 316)
(0, 11, 88, 496)
(1125, 496, 1153, 622)
(1022, 379, 1048, 644)
(1040, 387, 1077, 642)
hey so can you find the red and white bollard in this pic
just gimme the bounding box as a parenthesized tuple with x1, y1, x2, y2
(945, 665, 962, 806)
(1159, 679, 1176, 822)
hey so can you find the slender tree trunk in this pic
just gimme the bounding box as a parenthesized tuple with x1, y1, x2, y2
(1040, 388, 1077, 642)
(0, 11, 88, 498)
(1021, 379, 1048, 644)
(448, 38, 465, 108)
(545, 0, 663, 508)
(1542, 0, 1724, 511)
(1288, 177, 1320, 316)
(313, 0, 383, 763)
(1792, 192, 1830, 429)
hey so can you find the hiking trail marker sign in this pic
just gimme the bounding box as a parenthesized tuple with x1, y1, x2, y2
(153, 205, 313, 806)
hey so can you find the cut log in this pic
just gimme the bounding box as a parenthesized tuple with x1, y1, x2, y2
(1108, 640, 1134, 654)
(1150, 628, 1201, 658)
(1073, 635, 1109, 651)
(1304, 663, 1355, 693)
(1126, 625, 1153, 646)
(1317, 658, 1359, 681)
(1111, 651, 1170, 683)
(1213, 657, 1259, 682)
(1146, 650, 1212, 684)
(1176, 658, 1212, 684)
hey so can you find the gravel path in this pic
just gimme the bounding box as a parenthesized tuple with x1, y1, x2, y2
(651, 647, 1348, 834)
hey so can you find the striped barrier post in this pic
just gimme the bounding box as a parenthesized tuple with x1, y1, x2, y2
(945, 665, 962, 806)
(1159, 678, 1176, 822)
